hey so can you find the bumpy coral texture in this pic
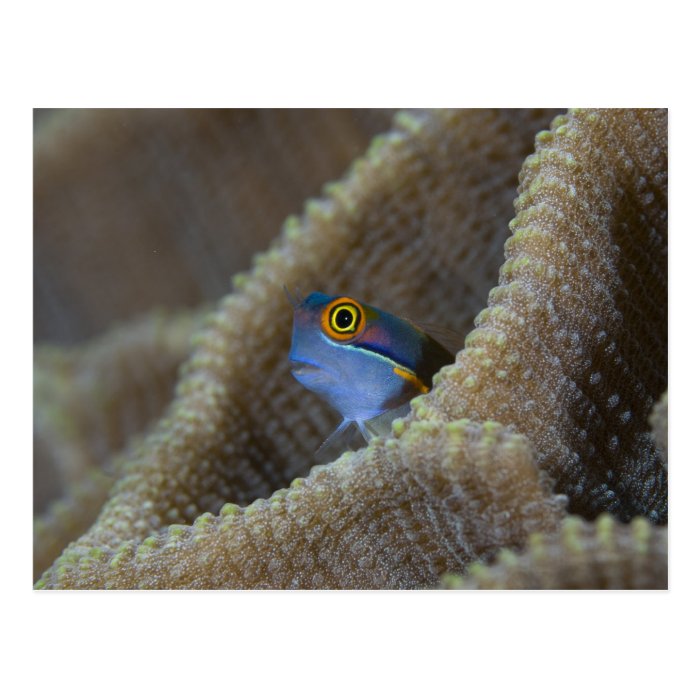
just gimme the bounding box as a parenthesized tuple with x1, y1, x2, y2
(35, 109, 667, 589)
(443, 514, 667, 589)
(49, 421, 566, 589)
(417, 109, 667, 523)
(33, 309, 204, 579)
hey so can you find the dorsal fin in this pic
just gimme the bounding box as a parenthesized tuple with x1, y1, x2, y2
(408, 321, 464, 357)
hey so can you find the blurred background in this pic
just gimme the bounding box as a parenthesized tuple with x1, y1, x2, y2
(34, 109, 396, 343)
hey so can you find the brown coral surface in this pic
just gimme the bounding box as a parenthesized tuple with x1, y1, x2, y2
(34, 108, 667, 589)
(417, 109, 667, 523)
(51, 421, 566, 589)
(443, 514, 667, 590)
(33, 308, 206, 579)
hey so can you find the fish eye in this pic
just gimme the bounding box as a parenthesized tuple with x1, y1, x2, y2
(332, 305, 357, 332)
(322, 297, 366, 341)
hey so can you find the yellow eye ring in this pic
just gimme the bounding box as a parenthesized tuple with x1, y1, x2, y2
(321, 297, 366, 341)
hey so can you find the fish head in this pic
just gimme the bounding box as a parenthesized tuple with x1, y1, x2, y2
(289, 292, 357, 385)
(289, 292, 381, 416)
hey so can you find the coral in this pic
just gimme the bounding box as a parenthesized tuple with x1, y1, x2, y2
(34, 108, 667, 589)
(417, 109, 667, 522)
(34, 309, 203, 494)
(33, 467, 114, 583)
(33, 309, 204, 578)
(36, 421, 566, 589)
(443, 515, 667, 589)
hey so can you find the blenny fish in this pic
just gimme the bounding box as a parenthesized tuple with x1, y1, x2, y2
(288, 291, 455, 450)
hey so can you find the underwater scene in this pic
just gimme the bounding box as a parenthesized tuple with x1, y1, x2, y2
(33, 108, 667, 589)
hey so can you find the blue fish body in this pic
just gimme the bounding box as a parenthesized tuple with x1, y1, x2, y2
(289, 292, 454, 447)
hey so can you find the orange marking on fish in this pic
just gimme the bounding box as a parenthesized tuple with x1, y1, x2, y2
(393, 367, 429, 393)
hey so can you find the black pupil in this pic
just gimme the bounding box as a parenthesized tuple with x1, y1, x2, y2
(336, 308, 354, 330)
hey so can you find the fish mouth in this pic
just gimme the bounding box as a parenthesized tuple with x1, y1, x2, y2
(289, 359, 324, 377)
